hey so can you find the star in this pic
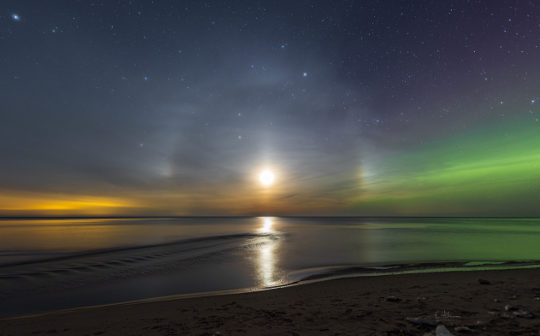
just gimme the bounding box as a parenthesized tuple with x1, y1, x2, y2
(143, 76, 149, 81)
(11, 13, 21, 22)
(531, 99, 536, 104)
(303, 72, 308, 77)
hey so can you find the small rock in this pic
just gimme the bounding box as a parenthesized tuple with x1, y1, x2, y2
(513, 310, 535, 319)
(478, 278, 490, 285)
(436, 324, 455, 336)
(505, 304, 517, 311)
(406, 317, 436, 326)
(475, 320, 486, 326)
(493, 298, 499, 303)
(454, 326, 474, 333)
(386, 295, 401, 302)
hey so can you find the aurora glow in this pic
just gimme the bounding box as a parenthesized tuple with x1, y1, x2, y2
(353, 118, 540, 216)
(1, 1, 540, 216)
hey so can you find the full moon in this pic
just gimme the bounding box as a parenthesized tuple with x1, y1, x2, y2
(259, 170, 275, 186)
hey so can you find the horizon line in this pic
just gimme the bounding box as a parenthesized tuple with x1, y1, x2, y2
(1, 215, 539, 220)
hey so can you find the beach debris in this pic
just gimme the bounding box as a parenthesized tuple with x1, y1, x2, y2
(477, 278, 490, 285)
(513, 310, 535, 319)
(386, 295, 401, 302)
(454, 326, 474, 333)
(504, 304, 516, 311)
(406, 317, 436, 326)
(435, 324, 455, 336)
(434, 310, 461, 320)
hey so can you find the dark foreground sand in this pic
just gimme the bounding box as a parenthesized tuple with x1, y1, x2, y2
(2, 268, 540, 336)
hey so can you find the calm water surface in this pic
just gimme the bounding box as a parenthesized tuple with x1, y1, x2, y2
(1, 217, 539, 317)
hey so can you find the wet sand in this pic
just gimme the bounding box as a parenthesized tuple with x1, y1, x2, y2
(1, 268, 540, 335)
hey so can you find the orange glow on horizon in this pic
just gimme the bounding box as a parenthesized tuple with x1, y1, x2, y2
(0, 193, 136, 215)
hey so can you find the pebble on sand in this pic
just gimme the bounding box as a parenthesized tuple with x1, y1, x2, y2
(477, 278, 491, 285)
(435, 324, 455, 336)
(386, 296, 401, 302)
(513, 310, 535, 319)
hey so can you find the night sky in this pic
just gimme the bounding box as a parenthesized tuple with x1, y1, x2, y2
(2, 1, 540, 216)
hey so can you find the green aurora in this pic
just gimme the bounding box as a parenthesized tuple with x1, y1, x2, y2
(353, 116, 540, 216)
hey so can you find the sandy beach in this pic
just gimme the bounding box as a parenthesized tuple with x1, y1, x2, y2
(1, 268, 540, 335)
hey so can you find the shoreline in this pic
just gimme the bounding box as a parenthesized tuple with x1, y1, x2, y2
(288, 260, 540, 283)
(2, 267, 540, 335)
(3, 260, 540, 321)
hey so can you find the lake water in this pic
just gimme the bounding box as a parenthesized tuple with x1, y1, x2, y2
(1, 217, 540, 317)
